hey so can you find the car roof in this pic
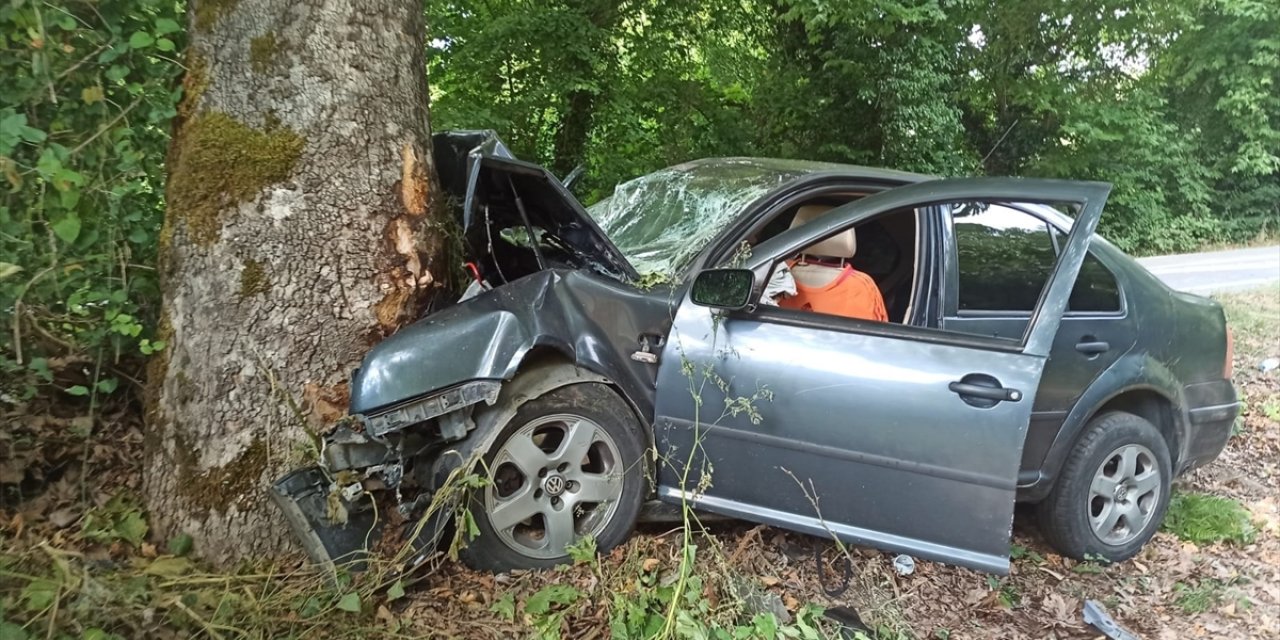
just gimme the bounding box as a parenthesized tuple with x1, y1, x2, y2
(675, 156, 934, 184)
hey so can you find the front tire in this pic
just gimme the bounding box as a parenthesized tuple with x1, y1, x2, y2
(459, 383, 646, 571)
(1037, 411, 1172, 563)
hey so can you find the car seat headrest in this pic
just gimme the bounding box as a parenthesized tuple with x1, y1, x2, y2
(789, 205, 856, 259)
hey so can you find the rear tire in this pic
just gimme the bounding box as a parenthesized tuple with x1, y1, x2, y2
(1036, 411, 1171, 563)
(458, 383, 646, 571)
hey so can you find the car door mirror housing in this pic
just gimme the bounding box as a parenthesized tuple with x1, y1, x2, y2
(690, 268, 756, 311)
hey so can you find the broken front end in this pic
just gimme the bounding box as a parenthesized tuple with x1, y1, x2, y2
(268, 130, 663, 570)
(270, 380, 500, 571)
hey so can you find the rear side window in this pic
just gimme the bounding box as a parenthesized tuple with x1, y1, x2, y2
(953, 204, 1056, 311)
(1066, 244, 1122, 313)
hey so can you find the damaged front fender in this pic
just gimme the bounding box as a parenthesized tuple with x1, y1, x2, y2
(269, 362, 622, 573)
(273, 267, 670, 571)
(349, 268, 669, 419)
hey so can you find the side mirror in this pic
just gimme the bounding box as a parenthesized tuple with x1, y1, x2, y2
(690, 268, 755, 311)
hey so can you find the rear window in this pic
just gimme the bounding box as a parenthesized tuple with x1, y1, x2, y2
(952, 204, 1123, 314)
(953, 204, 1057, 312)
(1065, 241, 1122, 313)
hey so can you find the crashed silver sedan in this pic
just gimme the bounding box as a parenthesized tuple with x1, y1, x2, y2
(272, 131, 1239, 575)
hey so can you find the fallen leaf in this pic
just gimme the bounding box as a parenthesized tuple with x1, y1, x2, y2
(783, 594, 799, 611)
(144, 556, 193, 577)
(1037, 566, 1066, 581)
(47, 508, 78, 529)
(376, 605, 395, 623)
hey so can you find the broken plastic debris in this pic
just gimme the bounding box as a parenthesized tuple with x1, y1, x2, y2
(1082, 599, 1140, 640)
(892, 554, 915, 576)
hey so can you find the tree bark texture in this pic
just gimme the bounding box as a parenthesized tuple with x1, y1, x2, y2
(146, 0, 443, 565)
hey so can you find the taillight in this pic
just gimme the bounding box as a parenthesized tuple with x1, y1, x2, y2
(1224, 327, 1234, 379)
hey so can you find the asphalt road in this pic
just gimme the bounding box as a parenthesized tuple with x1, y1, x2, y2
(1138, 245, 1280, 295)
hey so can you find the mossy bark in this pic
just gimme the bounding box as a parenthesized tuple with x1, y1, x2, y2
(147, 0, 446, 566)
(248, 32, 278, 73)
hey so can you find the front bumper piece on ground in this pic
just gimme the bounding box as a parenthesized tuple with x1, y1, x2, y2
(270, 466, 382, 571)
(269, 381, 502, 571)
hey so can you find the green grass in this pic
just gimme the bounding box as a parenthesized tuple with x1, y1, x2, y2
(1173, 579, 1226, 614)
(1162, 491, 1256, 546)
(1215, 287, 1280, 358)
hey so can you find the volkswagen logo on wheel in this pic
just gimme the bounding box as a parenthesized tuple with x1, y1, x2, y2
(544, 474, 566, 497)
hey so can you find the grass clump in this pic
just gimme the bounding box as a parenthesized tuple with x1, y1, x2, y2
(1171, 578, 1246, 615)
(1173, 579, 1223, 614)
(1216, 287, 1280, 357)
(1162, 491, 1256, 545)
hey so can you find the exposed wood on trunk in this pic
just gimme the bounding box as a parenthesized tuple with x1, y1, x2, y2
(145, 0, 443, 565)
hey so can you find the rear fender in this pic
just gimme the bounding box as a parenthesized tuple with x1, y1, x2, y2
(1029, 352, 1189, 501)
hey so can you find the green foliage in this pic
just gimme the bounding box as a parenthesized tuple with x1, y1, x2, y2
(166, 532, 194, 556)
(564, 533, 598, 566)
(335, 592, 362, 613)
(1163, 491, 1257, 545)
(522, 584, 583, 639)
(490, 591, 516, 621)
(80, 494, 149, 547)
(427, 0, 1278, 253)
(0, 0, 184, 402)
(1009, 543, 1044, 565)
(985, 575, 1022, 609)
(599, 539, 834, 640)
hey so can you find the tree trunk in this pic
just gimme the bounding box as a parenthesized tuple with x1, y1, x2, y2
(145, 0, 443, 565)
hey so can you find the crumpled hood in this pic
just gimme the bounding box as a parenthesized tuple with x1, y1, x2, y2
(349, 269, 673, 417)
(432, 130, 638, 284)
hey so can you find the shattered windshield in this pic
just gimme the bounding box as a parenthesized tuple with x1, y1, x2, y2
(587, 158, 823, 277)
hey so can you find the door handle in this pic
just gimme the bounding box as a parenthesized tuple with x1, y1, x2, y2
(1075, 339, 1110, 355)
(948, 381, 1023, 403)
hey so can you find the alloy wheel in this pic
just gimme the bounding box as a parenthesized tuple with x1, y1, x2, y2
(484, 414, 624, 558)
(1088, 443, 1161, 546)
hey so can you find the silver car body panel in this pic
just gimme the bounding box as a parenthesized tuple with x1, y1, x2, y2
(652, 178, 1109, 574)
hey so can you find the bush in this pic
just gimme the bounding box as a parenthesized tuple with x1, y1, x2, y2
(0, 0, 184, 403)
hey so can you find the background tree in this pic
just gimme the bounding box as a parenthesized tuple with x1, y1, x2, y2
(425, 0, 1278, 252)
(143, 0, 445, 563)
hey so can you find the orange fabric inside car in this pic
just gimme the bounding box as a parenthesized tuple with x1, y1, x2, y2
(779, 263, 888, 322)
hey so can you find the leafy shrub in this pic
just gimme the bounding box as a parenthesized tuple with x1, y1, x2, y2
(0, 0, 184, 403)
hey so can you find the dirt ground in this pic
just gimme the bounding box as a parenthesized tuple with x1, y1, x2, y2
(2, 288, 1277, 639)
